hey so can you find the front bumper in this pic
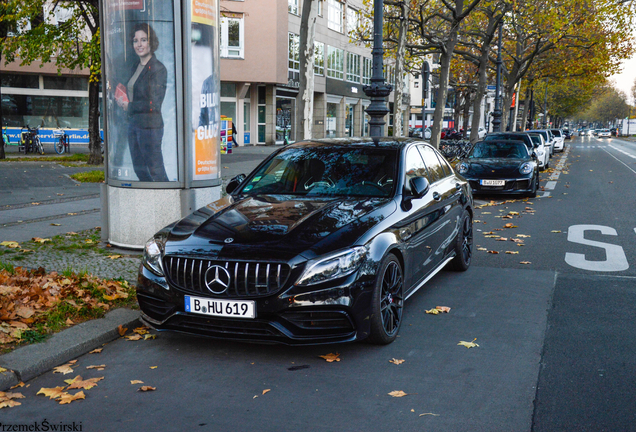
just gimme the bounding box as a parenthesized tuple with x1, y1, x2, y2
(136, 265, 374, 345)
(465, 177, 535, 195)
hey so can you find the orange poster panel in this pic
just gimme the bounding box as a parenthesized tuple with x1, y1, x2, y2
(192, 0, 216, 27)
(194, 130, 218, 177)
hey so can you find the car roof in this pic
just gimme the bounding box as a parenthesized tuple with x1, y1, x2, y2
(288, 137, 413, 150)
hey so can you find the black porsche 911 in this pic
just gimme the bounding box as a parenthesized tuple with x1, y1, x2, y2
(137, 138, 474, 345)
(457, 139, 540, 197)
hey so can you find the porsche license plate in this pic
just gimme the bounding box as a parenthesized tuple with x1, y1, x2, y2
(481, 179, 505, 186)
(184, 295, 256, 319)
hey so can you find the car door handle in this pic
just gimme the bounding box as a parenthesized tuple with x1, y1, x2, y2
(455, 183, 462, 190)
(433, 192, 441, 201)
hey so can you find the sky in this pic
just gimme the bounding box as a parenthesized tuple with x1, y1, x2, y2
(610, 55, 636, 104)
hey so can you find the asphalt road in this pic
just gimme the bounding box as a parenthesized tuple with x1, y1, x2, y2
(2, 136, 636, 431)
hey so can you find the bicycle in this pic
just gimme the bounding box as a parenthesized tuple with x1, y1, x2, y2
(53, 129, 70, 154)
(20, 125, 44, 155)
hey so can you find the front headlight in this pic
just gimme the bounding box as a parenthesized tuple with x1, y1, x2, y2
(537, 150, 544, 156)
(519, 162, 533, 175)
(142, 238, 164, 276)
(296, 247, 367, 286)
(457, 162, 469, 174)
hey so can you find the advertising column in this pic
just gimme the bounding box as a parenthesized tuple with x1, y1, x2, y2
(101, 0, 221, 248)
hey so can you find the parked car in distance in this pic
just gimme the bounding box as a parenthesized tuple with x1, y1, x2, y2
(527, 133, 549, 170)
(527, 129, 554, 156)
(468, 127, 487, 139)
(484, 132, 535, 153)
(550, 129, 565, 152)
(137, 138, 474, 345)
(457, 139, 540, 197)
(597, 129, 611, 138)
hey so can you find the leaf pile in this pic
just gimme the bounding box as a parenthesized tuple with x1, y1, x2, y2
(0, 266, 135, 349)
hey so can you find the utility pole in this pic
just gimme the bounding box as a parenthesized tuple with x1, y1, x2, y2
(492, 23, 503, 132)
(363, 0, 392, 138)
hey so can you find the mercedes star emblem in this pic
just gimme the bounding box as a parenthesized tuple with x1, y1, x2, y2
(224, 238, 234, 243)
(204, 265, 231, 294)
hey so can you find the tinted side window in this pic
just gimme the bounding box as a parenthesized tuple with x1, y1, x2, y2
(418, 146, 444, 183)
(405, 147, 428, 188)
(435, 151, 452, 177)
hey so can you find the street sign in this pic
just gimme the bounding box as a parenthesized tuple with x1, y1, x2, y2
(487, 85, 497, 91)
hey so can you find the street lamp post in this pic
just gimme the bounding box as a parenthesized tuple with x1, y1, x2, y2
(492, 23, 503, 132)
(363, 0, 392, 138)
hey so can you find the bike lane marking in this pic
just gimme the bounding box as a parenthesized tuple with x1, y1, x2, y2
(540, 145, 570, 197)
(602, 147, 636, 175)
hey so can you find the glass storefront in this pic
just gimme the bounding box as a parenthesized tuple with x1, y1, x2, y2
(1, 94, 89, 128)
(326, 102, 337, 138)
(276, 97, 294, 142)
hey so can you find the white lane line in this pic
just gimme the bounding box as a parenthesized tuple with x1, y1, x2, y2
(602, 147, 636, 175)
(544, 181, 558, 190)
(608, 144, 636, 160)
(539, 192, 551, 198)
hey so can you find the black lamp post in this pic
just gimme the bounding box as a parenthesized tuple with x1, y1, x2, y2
(363, 0, 392, 138)
(492, 23, 503, 132)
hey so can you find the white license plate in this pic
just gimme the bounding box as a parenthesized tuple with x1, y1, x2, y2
(184, 295, 256, 319)
(481, 179, 506, 186)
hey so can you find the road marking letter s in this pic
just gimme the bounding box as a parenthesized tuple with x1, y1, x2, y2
(565, 225, 629, 272)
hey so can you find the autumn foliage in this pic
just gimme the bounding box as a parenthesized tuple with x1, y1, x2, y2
(0, 266, 135, 348)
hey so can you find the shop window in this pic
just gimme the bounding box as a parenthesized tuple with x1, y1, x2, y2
(1, 74, 39, 89)
(326, 102, 337, 138)
(1, 94, 88, 128)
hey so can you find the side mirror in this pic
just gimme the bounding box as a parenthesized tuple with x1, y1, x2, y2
(226, 174, 246, 194)
(410, 176, 430, 199)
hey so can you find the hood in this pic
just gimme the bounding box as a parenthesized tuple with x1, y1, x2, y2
(164, 194, 396, 260)
(464, 158, 531, 177)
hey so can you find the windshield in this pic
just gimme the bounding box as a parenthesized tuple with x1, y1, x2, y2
(238, 146, 398, 198)
(484, 133, 531, 148)
(469, 141, 529, 159)
(529, 135, 542, 146)
(551, 129, 562, 137)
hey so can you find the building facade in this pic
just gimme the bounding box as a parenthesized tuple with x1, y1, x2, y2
(219, 0, 409, 145)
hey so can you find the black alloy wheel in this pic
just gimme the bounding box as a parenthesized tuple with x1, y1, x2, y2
(529, 172, 539, 198)
(368, 254, 404, 344)
(449, 209, 473, 271)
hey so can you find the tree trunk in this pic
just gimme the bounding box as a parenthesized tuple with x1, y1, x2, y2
(520, 83, 532, 131)
(430, 40, 459, 148)
(297, 0, 318, 140)
(392, 1, 409, 137)
(462, 90, 471, 138)
(87, 79, 102, 165)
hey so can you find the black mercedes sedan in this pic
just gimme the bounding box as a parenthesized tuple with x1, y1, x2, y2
(137, 138, 473, 345)
(457, 139, 540, 197)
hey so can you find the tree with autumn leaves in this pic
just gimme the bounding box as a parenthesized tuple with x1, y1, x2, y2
(1, 0, 102, 164)
(345, 0, 635, 144)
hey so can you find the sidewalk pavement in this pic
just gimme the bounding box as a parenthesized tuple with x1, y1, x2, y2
(0, 144, 281, 390)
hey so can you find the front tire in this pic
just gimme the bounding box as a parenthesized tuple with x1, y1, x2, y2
(449, 210, 473, 271)
(368, 254, 404, 345)
(55, 139, 65, 154)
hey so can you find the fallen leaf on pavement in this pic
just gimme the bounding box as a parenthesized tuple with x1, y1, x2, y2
(457, 338, 479, 349)
(484, 235, 500, 238)
(107, 255, 122, 260)
(89, 348, 103, 354)
(425, 308, 440, 314)
(262, 389, 271, 395)
(389, 359, 405, 365)
(419, 413, 440, 417)
(388, 390, 409, 398)
(138, 386, 156, 392)
(32, 237, 51, 243)
(487, 251, 499, 254)
(130, 380, 144, 385)
(144, 334, 156, 340)
(319, 353, 341, 362)
(117, 325, 128, 336)
(86, 365, 106, 370)
(0, 241, 20, 248)
(516, 234, 531, 238)
(37, 386, 66, 399)
(503, 223, 518, 229)
(53, 364, 75, 375)
(510, 238, 524, 243)
(496, 238, 508, 241)
(520, 261, 532, 265)
(9, 382, 25, 389)
(551, 230, 562, 233)
(65, 376, 104, 390)
(436, 306, 451, 313)
(134, 327, 149, 335)
(125, 334, 142, 341)
(50, 223, 61, 226)
(509, 212, 519, 215)
(149, 366, 158, 369)
(477, 247, 487, 251)
(505, 251, 520, 255)
(58, 391, 85, 404)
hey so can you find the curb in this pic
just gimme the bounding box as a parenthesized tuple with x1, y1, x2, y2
(0, 308, 140, 391)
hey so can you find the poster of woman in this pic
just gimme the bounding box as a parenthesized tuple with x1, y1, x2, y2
(103, 0, 178, 183)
